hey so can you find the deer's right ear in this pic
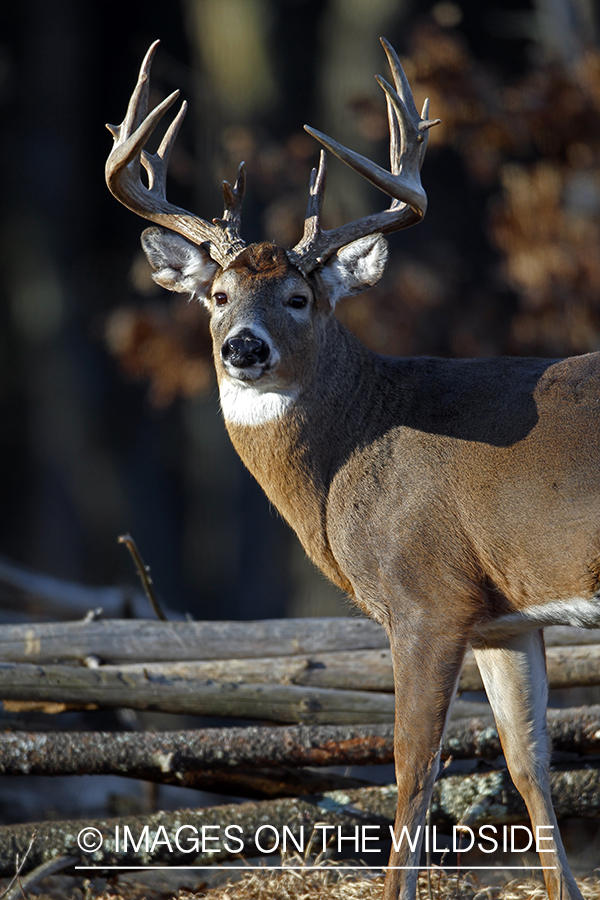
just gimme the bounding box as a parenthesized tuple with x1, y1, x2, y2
(141, 227, 219, 304)
(318, 234, 388, 307)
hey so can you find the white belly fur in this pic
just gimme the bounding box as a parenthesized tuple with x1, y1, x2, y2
(475, 595, 600, 644)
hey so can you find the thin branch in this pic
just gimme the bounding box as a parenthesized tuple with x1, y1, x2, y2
(0, 831, 36, 900)
(4, 855, 80, 900)
(117, 533, 167, 621)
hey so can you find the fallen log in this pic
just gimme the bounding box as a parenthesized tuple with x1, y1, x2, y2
(0, 723, 397, 778)
(0, 724, 383, 799)
(1, 767, 599, 876)
(3, 643, 600, 722)
(0, 662, 396, 724)
(5, 617, 597, 669)
(114, 649, 394, 692)
(1, 706, 597, 784)
(0, 618, 388, 664)
(117, 643, 600, 691)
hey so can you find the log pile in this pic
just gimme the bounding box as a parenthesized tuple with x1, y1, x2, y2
(1, 615, 600, 875)
(2, 618, 600, 722)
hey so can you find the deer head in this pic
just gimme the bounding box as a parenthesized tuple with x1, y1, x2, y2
(105, 39, 439, 423)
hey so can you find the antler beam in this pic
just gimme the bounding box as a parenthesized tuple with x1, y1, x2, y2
(288, 38, 440, 275)
(105, 41, 246, 269)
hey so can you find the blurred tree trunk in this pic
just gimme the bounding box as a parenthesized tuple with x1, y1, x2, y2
(533, 0, 599, 65)
(315, 0, 414, 224)
(184, 0, 278, 121)
(0, 1, 194, 605)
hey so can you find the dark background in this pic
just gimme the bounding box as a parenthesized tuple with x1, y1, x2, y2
(0, 0, 599, 622)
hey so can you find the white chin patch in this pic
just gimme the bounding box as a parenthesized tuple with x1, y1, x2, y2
(219, 379, 298, 426)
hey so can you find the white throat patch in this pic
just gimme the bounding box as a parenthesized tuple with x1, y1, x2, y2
(219, 379, 298, 426)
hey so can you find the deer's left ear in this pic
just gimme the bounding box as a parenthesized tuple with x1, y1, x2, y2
(141, 227, 219, 302)
(318, 234, 388, 307)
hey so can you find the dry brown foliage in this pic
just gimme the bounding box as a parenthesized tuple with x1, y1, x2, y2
(105, 299, 214, 407)
(406, 24, 600, 358)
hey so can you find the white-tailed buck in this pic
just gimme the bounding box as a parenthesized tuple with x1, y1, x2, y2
(106, 38, 597, 900)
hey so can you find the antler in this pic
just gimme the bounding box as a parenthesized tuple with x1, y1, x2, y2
(288, 38, 440, 275)
(105, 41, 246, 269)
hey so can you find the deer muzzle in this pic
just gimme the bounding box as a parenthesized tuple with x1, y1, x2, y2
(221, 328, 271, 373)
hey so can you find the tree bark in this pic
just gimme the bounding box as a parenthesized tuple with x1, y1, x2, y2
(1, 706, 598, 787)
(0, 723, 396, 777)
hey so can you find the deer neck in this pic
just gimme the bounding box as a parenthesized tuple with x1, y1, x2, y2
(221, 319, 380, 594)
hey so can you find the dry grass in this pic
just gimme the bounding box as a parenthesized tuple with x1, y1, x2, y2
(171, 834, 600, 900)
(11, 867, 600, 900)
(7, 838, 600, 900)
(177, 869, 600, 900)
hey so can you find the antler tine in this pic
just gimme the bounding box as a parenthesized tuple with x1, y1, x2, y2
(106, 41, 157, 143)
(384, 90, 401, 180)
(141, 99, 188, 196)
(379, 37, 420, 124)
(380, 38, 439, 171)
(106, 41, 180, 193)
(420, 97, 434, 169)
(209, 162, 248, 258)
(290, 151, 327, 261)
(106, 42, 246, 269)
(214, 162, 246, 229)
(289, 38, 439, 275)
(375, 75, 432, 190)
(305, 151, 327, 231)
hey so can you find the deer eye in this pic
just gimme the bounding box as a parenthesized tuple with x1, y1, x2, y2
(289, 295, 308, 310)
(214, 292, 228, 307)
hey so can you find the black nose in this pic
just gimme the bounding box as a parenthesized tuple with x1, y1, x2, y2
(221, 329, 270, 369)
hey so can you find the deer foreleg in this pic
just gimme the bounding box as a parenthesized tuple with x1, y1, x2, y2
(473, 630, 583, 900)
(382, 621, 467, 900)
